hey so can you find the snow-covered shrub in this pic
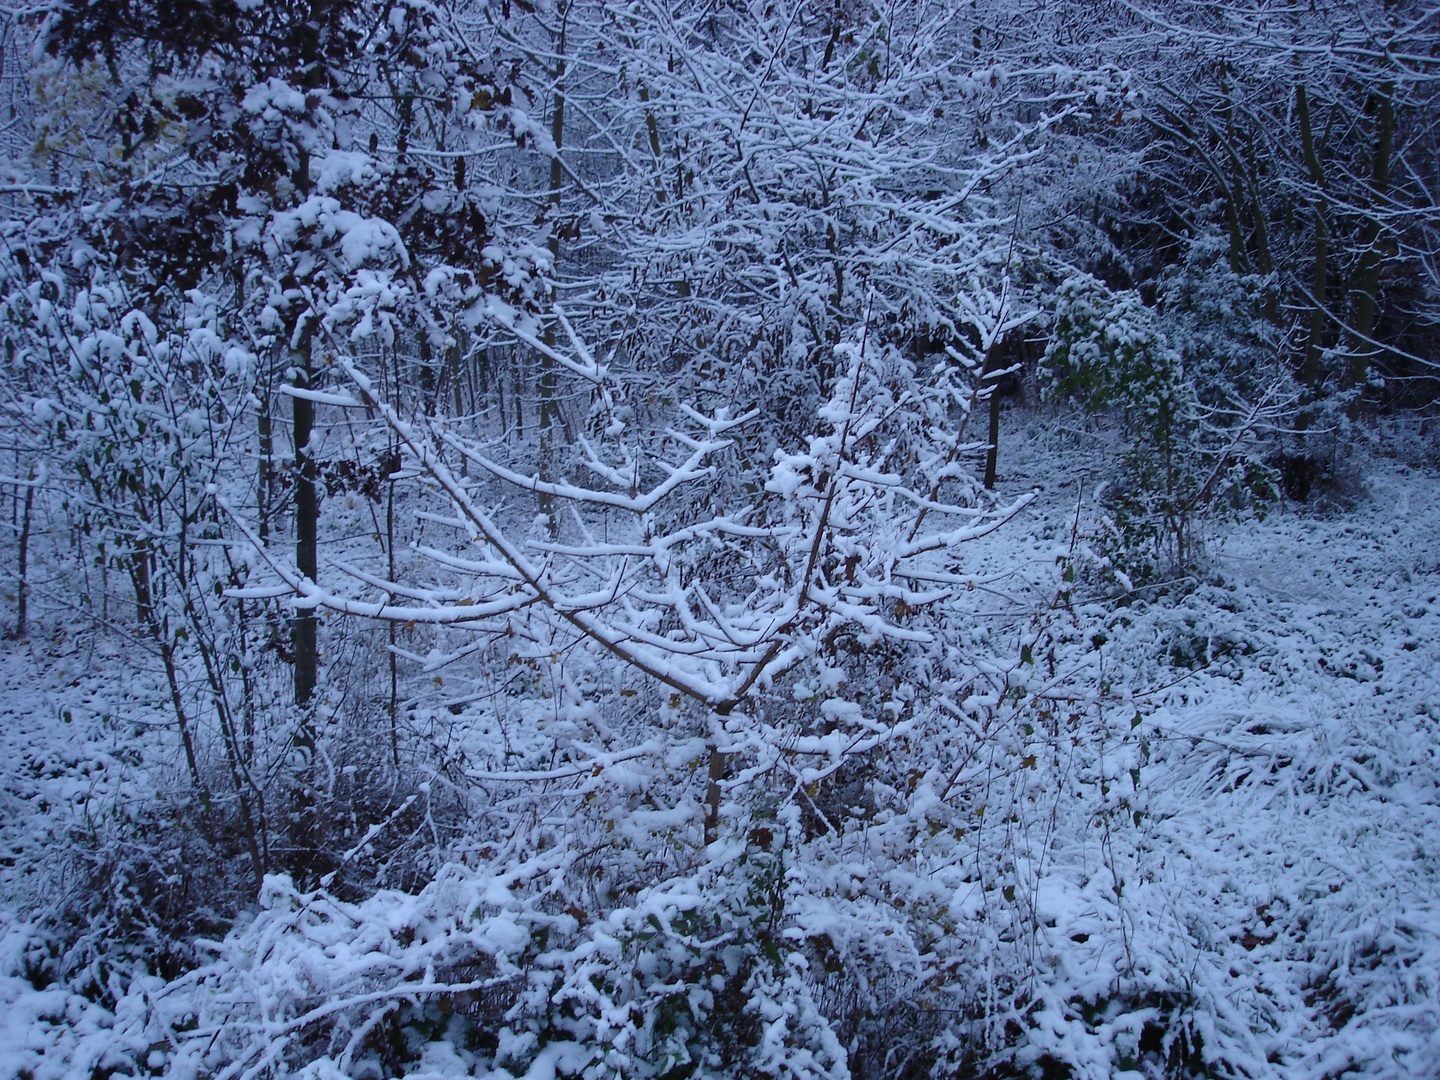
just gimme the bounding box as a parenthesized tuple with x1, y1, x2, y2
(1042, 271, 1198, 578)
(504, 818, 859, 1080)
(36, 816, 921, 1080)
(1042, 252, 1292, 582)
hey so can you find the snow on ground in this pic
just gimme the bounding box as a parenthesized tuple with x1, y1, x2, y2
(976, 413, 1440, 1078)
(1135, 456, 1440, 1078)
(2, 412, 1438, 1078)
(0, 632, 173, 1080)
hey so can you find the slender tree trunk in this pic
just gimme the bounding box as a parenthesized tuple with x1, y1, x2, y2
(703, 697, 741, 846)
(981, 340, 1004, 490)
(158, 632, 205, 793)
(1347, 82, 1394, 391)
(704, 740, 725, 846)
(513, 350, 524, 437)
(638, 82, 668, 207)
(293, 342, 318, 710)
(1297, 84, 1328, 391)
(291, 141, 318, 714)
(1222, 182, 1250, 275)
(12, 470, 33, 638)
(291, 333, 320, 880)
(984, 380, 1002, 490)
(387, 474, 399, 769)
(539, 6, 568, 536)
(449, 342, 468, 476)
(132, 540, 155, 628)
(1246, 137, 1274, 277)
(258, 382, 272, 544)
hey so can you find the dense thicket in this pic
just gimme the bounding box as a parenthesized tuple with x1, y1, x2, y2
(1, 1, 1438, 1078)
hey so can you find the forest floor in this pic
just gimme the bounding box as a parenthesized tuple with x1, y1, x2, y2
(2, 411, 1439, 1079)
(971, 414, 1440, 1078)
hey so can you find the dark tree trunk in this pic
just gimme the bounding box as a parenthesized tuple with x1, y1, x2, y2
(293, 349, 318, 709)
(1297, 84, 1329, 390)
(1347, 83, 1395, 391)
(984, 379, 1002, 490)
(12, 472, 33, 638)
(538, 7, 568, 537)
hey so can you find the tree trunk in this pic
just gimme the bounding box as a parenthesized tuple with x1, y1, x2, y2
(387, 474, 399, 769)
(538, 7, 568, 537)
(984, 378, 1002, 490)
(1346, 82, 1394, 392)
(12, 470, 33, 638)
(981, 340, 1004, 490)
(290, 335, 320, 881)
(293, 343, 318, 709)
(257, 391, 273, 544)
(1296, 84, 1328, 390)
(704, 742, 725, 846)
(704, 702, 736, 846)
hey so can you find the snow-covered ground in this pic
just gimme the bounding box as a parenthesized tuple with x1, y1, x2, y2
(3, 413, 1438, 1079)
(1132, 455, 1440, 1078)
(976, 415, 1440, 1078)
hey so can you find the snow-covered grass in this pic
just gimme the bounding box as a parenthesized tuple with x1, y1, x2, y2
(4, 411, 1439, 1079)
(969, 412, 1440, 1078)
(1115, 453, 1440, 1078)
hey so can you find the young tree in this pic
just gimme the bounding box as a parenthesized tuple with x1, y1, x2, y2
(224, 0, 1134, 850)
